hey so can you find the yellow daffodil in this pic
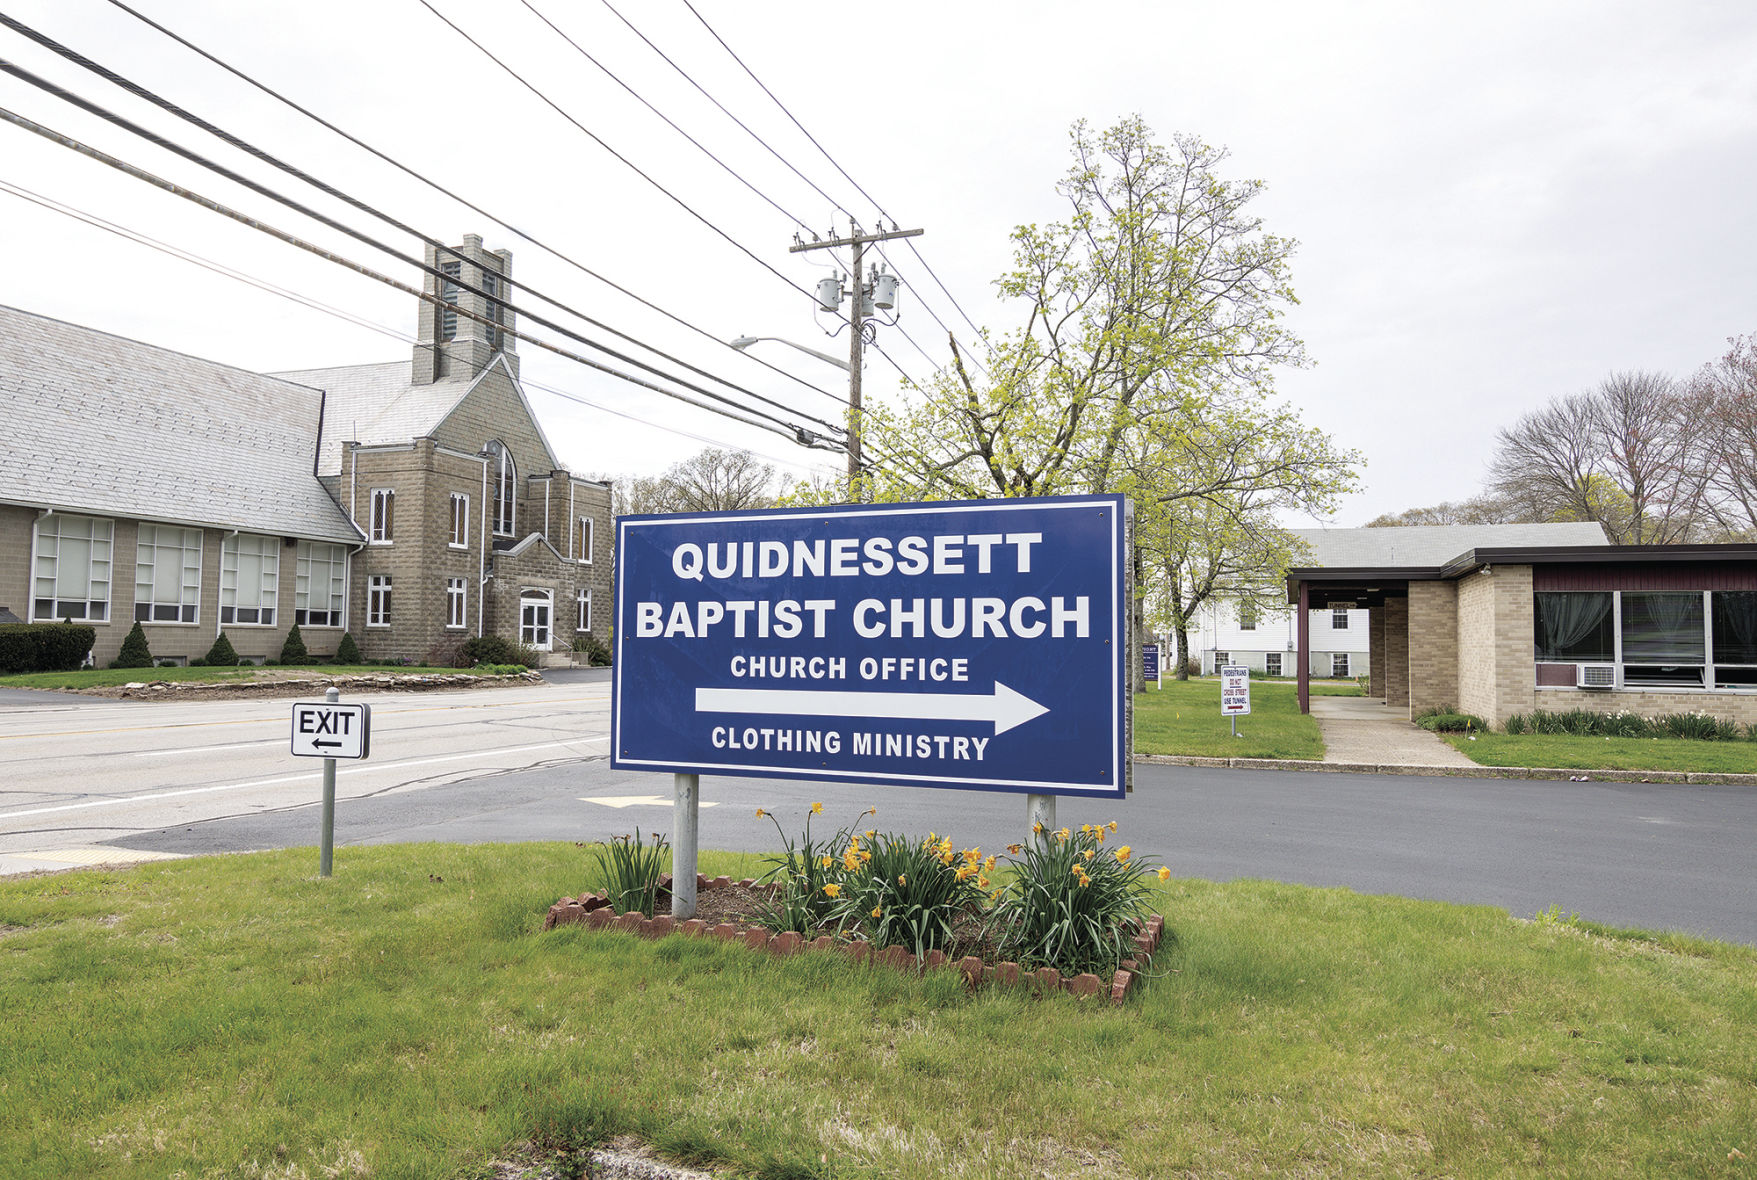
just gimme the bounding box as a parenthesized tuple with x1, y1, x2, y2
(990, 888, 1003, 902)
(1116, 845, 1132, 864)
(755, 808, 767, 818)
(864, 829, 876, 839)
(865, 807, 877, 817)
(1032, 821, 1044, 835)
(1007, 843, 1023, 855)
(860, 851, 871, 863)
(811, 801, 823, 815)
(978, 875, 989, 889)
(1157, 867, 1171, 882)
(1097, 827, 1107, 843)
(823, 883, 841, 898)
(872, 906, 882, 918)
(1083, 848, 1095, 861)
(1056, 827, 1071, 842)
(984, 856, 996, 871)
(898, 874, 907, 886)
(1107, 821, 1118, 833)
(963, 847, 980, 865)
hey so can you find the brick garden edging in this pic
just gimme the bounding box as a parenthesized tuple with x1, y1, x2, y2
(546, 873, 1165, 1005)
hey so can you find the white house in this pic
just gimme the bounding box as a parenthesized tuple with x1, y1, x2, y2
(1188, 598, 1369, 679)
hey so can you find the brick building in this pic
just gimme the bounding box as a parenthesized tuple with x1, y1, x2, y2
(1, 235, 612, 668)
(1285, 524, 1757, 728)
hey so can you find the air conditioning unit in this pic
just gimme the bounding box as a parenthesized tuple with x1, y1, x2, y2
(1576, 663, 1616, 689)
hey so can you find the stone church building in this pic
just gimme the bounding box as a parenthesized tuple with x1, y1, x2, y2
(1, 235, 612, 668)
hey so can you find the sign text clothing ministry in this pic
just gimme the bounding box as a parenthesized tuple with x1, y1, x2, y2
(612, 496, 1130, 797)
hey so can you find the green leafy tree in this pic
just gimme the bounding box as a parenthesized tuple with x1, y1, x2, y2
(113, 621, 154, 669)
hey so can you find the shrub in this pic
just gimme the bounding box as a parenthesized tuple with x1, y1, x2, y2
(0, 623, 97, 673)
(574, 633, 612, 666)
(279, 624, 309, 665)
(751, 803, 871, 936)
(203, 631, 240, 667)
(1504, 712, 1528, 735)
(459, 634, 541, 669)
(1657, 711, 1741, 741)
(188, 656, 207, 667)
(834, 828, 989, 959)
(990, 822, 1161, 977)
(588, 829, 669, 917)
(333, 633, 362, 665)
(423, 637, 467, 669)
(112, 621, 154, 669)
(1414, 709, 1488, 733)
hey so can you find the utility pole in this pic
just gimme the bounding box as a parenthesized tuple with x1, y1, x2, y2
(790, 223, 922, 491)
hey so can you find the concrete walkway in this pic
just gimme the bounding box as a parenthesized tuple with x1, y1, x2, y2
(1308, 695, 1480, 767)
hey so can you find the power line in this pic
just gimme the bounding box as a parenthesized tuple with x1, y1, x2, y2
(415, 0, 831, 312)
(512, 0, 815, 233)
(0, 104, 842, 448)
(0, 55, 843, 440)
(678, 0, 997, 355)
(0, 175, 831, 472)
(95, 0, 848, 410)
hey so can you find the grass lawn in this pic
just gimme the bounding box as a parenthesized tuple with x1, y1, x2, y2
(3, 844, 1752, 1178)
(1133, 677, 1356, 760)
(1446, 731, 1757, 774)
(0, 665, 477, 690)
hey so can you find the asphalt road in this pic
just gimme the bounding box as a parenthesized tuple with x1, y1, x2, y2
(4, 673, 1754, 944)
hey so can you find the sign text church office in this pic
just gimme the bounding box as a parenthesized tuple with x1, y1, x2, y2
(1285, 543, 1757, 728)
(1, 234, 612, 667)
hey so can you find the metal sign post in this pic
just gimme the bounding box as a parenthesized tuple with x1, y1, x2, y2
(1219, 664, 1251, 738)
(291, 689, 372, 877)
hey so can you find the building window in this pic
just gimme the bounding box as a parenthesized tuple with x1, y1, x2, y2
(1332, 608, 1349, 630)
(368, 575, 392, 627)
(1534, 592, 1614, 663)
(520, 588, 552, 651)
(482, 269, 502, 351)
(487, 441, 516, 536)
(1238, 600, 1256, 631)
(32, 513, 113, 622)
(1332, 653, 1351, 678)
(576, 587, 591, 633)
(446, 578, 467, 629)
(1621, 591, 1705, 687)
(295, 542, 347, 627)
(1713, 592, 1757, 688)
(133, 525, 201, 623)
(577, 515, 593, 564)
(1212, 650, 1230, 672)
(220, 534, 278, 625)
(1264, 651, 1282, 677)
(439, 259, 461, 342)
(450, 493, 470, 548)
(369, 489, 394, 544)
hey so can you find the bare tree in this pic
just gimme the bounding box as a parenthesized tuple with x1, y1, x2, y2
(1485, 372, 1710, 544)
(1691, 332, 1757, 540)
(1363, 493, 1526, 527)
(622, 448, 778, 516)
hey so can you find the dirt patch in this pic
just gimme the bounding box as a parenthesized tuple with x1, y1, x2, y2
(77, 670, 543, 701)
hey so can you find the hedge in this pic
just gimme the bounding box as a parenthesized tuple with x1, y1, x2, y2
(0, 623, 98, 673)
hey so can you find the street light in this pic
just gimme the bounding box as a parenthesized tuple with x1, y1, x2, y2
(729, 335, 852, 372)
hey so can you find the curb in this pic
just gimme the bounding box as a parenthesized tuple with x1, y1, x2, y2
(1133, 753, 1757, 786)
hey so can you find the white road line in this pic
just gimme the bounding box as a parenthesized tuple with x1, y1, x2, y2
(0, 736, 610, 821)
(137, 740, 288, 757)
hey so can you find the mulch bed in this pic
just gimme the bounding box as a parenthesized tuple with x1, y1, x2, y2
(546, 874, 1164, 1004)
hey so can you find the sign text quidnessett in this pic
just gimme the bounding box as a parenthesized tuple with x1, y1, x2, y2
(611, 495, 1129, 797)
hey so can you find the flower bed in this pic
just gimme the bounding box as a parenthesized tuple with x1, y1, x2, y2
(545, 873, 1165, 1004)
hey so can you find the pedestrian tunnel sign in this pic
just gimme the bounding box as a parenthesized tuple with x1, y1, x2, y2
(611, 494, 1131, 798)
(291, 701, 371, 759)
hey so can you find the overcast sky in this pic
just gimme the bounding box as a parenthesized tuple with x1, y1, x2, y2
(3, 0, 1754, 524)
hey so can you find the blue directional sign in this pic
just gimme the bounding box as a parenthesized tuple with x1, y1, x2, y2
(611, 495, 1130, 797)
(1142, 643, 1161, 683)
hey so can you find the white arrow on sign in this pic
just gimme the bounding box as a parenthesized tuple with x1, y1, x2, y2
(581, 795, 722, 809)
(695, 681, 1050, 736)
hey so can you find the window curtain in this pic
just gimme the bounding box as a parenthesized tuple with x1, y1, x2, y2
(1714, 592, 1757, 664)
(1621, 592, 1704, 662)
(1535, 593, 1611, 661)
